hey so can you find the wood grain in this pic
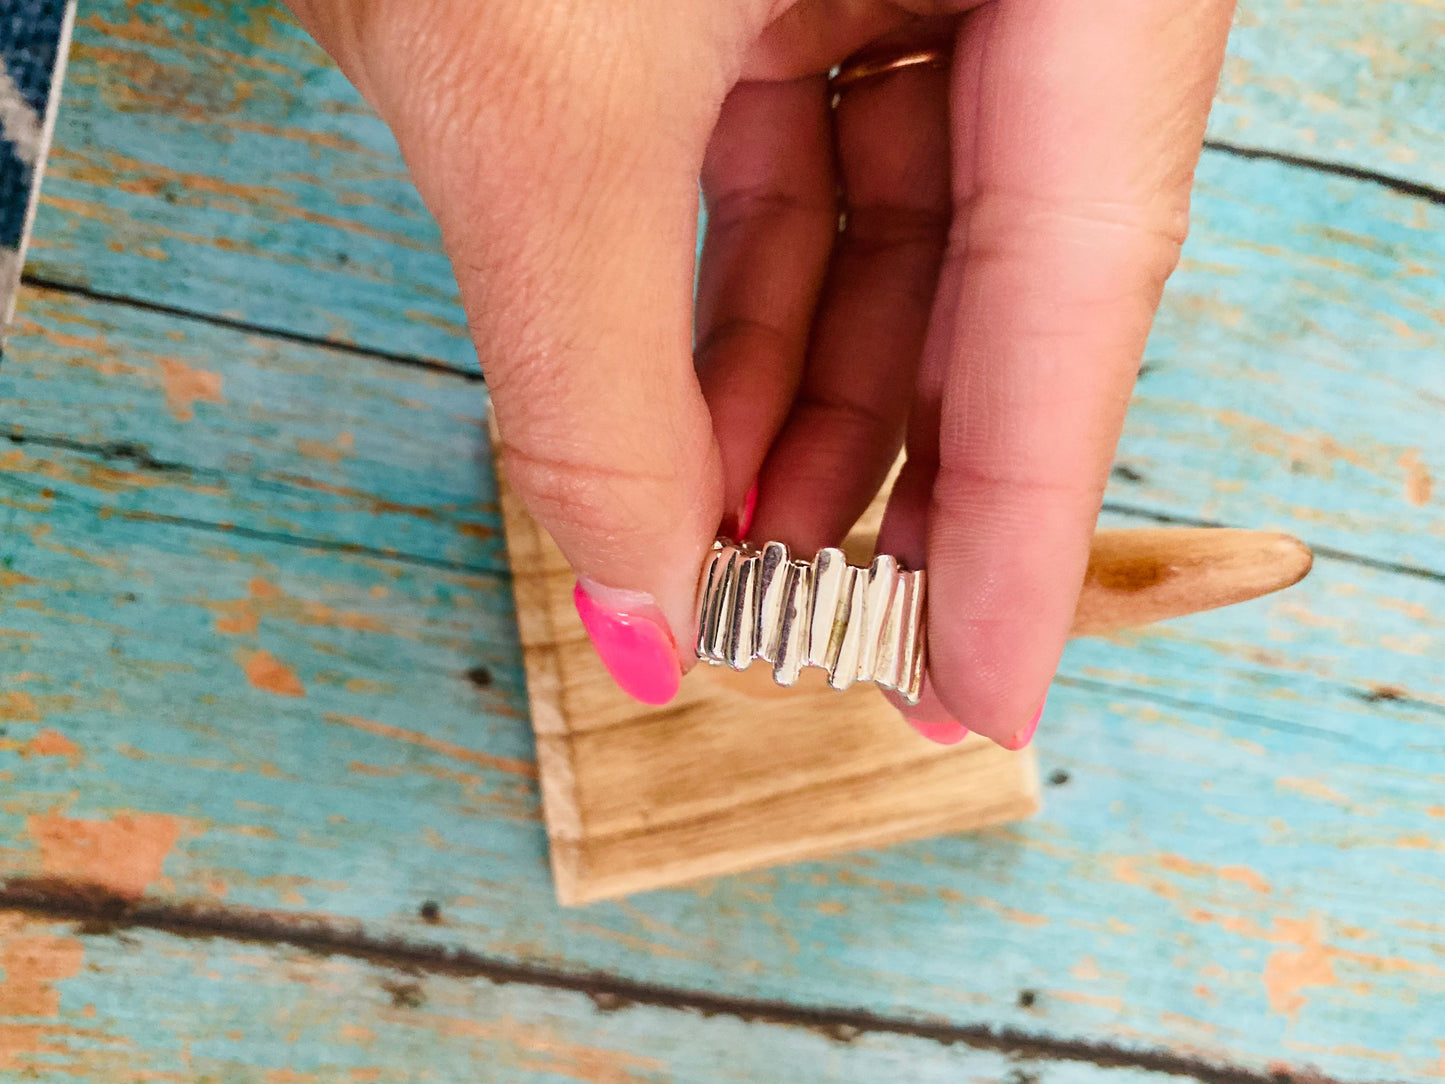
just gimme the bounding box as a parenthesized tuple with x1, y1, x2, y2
(501, 460, 1039, 904)
(0, 915, 1204, 1083)
(1210, 0, 1445, 188)
(0, 0, 1439, 1078)
(2, 286, 501, 571)
(23, 0, 1445, 368)
(1, 165, 1440, 1080)
(0, 459, 1441, 1077)
(12, 147, 1445, 574)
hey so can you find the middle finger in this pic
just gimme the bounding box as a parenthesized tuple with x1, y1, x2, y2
(751, 40, 953, 554)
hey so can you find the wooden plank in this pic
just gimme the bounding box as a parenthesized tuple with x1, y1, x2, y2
(0, 484, 1441, 1078)
(1208, 0, 1445, 187)
(28, 0, 473, 367)
(3, 286, 502, 572)
(23, 0, 1444, 364)
(2, 154, 1441, 1079)
(1121, 150, 1444, 572)
(9, 150, 1445, 575)
(0, 914, 1188, 1084)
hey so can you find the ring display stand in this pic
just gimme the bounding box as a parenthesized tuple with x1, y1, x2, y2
(497, 447, 1311, 905)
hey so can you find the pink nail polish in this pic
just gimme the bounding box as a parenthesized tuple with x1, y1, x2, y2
(1002, 696, 1048, 751)
(736, 481, 758, 538)
(573, 579, 681, 706)
(722, 481, 759, 540)
(911, 718, 970, 746)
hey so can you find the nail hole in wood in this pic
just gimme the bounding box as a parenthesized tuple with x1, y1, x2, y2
(381, 979, 425, 1009)
(1357, 684, 1406, 703)
(1047, 769, 1069, 786)
(466, 665, 493, 688)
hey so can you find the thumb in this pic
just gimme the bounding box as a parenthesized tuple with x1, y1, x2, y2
(359, 3, 730, 705)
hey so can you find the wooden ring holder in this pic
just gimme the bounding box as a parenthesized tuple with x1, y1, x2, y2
(497, 451, 1312, 905)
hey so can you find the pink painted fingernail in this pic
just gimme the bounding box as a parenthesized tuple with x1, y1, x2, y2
(573, 579, 681, 706)
(1001, 695, 1048, 751)
(911, 718, 971, 746)
(737, 482, 758, 538)
(722, 481, 759, 540)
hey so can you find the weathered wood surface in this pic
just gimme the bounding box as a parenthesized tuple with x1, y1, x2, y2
(0, 915, 1196, 1084)
(1212, 0, 1445, 188)
(23, 0, 1445, 369)
(12, 156, 1445, 574)
(3, 286, 501, 571)
(0, 0, 1441, 1080)
(1, 423, 1443, 1077)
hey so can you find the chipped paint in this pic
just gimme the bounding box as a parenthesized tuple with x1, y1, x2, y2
(1399, 448, 1434, 507)
(154, 355, 223, 421)
(1262, 918, 1338, 1019)
(22, 729, 81, 760)
(241, 650, 306, 697)
(0, 692, 40, 723)
(207, 577, 388, 637)
(26, 812, 185, 899)
(0, 917, 86, 1072)
(0, 918, 84, 1018)
(0, 0, 1439, 1077)
(296, 432, 354, 464)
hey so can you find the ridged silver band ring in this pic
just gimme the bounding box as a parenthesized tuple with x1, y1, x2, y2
(695, 539, 927, 704)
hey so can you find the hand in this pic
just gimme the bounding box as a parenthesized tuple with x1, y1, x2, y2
(287, 0, 1234, 746)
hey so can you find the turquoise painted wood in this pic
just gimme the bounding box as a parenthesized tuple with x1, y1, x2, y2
(1, 0, 1442, 1080)
(27, 0, 472, 366)
(24, 0, 1445, 369)
(9, 154, 1445, 575)
(1130, 154, 1444, 572)
(3, 287, 502, 572)
(1, 454, 1443, 1078)
(1209, 0, 1445, 187)
(0, 916, 1187, 1084)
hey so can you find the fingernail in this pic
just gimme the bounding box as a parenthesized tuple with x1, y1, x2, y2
(737, 482, 758, 538)
(911, 717, 970, 746)
(721, 481, 758, 540)
(1001, 695, 1048, 751)
(573, 579, 681, 706)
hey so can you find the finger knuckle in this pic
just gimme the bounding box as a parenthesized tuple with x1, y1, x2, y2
(499, 437, 677, 550)
(955, 185, 1189, 298)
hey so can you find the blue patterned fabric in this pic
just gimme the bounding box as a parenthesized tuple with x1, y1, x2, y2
(0, 0, 72, 326)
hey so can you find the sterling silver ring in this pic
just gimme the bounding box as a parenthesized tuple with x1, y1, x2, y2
(695, 539, 927, 704)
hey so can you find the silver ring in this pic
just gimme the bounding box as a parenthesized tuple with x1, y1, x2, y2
(695, 539, 926, 704)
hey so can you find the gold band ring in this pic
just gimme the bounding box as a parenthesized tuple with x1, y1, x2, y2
(829, 47, 951, 95)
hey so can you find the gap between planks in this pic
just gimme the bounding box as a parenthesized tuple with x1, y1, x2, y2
(13, 273, 484, 381)
(1202, 139, 1445, 207)
(0, 887, 1349, 1084)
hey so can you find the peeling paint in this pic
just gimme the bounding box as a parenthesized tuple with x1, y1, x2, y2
(154, 356, 223, 421)
(26, 812, 185, 899)
(241, 650, 306, 697)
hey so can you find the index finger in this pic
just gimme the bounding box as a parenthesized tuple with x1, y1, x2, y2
(880, 0, 1235, 745)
